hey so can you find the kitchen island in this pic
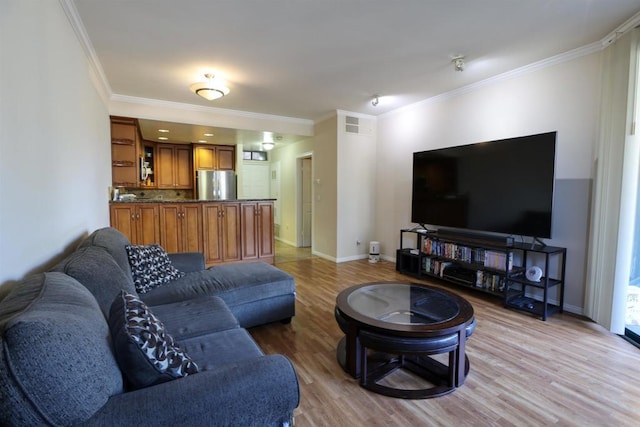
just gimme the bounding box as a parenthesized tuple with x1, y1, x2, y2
(109, 199, 275, 266)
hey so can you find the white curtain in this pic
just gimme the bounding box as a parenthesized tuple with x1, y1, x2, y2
(585, 29, 640, 333)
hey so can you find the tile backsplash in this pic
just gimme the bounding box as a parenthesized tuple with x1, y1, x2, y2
(121, 188, 194, 200)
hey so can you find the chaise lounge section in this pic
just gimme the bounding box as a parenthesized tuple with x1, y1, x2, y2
(52, 227, 296, 328)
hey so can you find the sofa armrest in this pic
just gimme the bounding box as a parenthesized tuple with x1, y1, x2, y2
(86, 355, 299, 427)
(168, 252, 205, 272)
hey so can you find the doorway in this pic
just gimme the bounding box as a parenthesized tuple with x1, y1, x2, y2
(624, 154, 640, 346)
(296, 154, 312, 248)
(623, 40, 640, 346)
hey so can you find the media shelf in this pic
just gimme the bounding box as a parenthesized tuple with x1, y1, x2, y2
(396, 229, 566, 320)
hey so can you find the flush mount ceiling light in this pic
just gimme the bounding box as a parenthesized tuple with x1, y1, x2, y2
(262, 131, 275, 150)
(190, 73, 230, 100)
(452, 56, 465, 72)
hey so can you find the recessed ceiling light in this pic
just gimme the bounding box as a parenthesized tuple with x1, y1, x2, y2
(204, 133, 214, 137)
(158, 136, 168, 141)
(198, 140, 207, 143)
(158, 129, 169, 133)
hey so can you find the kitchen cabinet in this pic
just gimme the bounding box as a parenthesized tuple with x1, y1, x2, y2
(193, 144, 235, 171)
(109, 203, 160, 245)
(202, 202, 241, 265)
(159, 204, 203, 254)
(157, 144, 193, 189)
(110, 116, 139, 187)
(240, 201, 274, 262)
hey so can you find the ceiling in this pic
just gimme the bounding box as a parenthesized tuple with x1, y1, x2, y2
(72, 0, 640, 147)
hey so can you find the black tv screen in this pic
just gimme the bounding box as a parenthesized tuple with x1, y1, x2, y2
(411, 132, 556, 238)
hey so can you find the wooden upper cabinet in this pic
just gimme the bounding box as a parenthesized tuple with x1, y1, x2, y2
(194, 145, 215, 170)
(194, 144, 235, 171)
(175, 146, 193, 187)
(216, 146, 235, 170)
(156, 144, 193, 189)
(111, 116, 139, 187)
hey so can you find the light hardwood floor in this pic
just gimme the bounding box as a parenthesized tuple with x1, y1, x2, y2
(250, 256, 640, 426)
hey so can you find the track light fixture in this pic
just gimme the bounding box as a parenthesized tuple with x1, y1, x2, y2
(372, 95, 379, 107)
(452, 56, 465, 72)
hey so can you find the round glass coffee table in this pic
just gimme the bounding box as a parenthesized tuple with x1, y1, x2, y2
(335, 282, 475, 398)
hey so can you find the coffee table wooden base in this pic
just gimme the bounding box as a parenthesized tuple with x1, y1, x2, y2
(337, 333, 470, 399)
(361, 352, 470, 399)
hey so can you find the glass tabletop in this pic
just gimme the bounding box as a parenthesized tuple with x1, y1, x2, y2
(346, 283, 460, 325)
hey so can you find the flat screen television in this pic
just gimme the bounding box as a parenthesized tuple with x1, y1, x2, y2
(411, 131, 557, 238)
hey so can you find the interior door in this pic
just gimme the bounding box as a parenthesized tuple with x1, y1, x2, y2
(301, 157, 312, 247)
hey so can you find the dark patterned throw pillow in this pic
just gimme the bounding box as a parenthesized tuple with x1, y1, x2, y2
(109, 291, 199, 390)
(125, 244, 184, 293)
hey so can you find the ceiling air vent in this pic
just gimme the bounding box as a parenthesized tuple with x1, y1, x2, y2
(345, 116, 359, 133)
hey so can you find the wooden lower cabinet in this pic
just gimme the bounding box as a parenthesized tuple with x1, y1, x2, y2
(241, 201, 274, 262)
(109, 203, 160, 245)
(202, 203, 241, 265)
(110, 201, 274, 266)
(159, 204, 203, 254)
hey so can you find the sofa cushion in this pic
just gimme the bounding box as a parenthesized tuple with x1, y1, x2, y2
(0, 272, 123, 426)
(126, 244, 185, 294)
(78, 226, 135, 282)
(50, 245, 137, 315)
(140, 262, 295, 307)
(150, 296, 239, 340)
(109, 291, 198, 390)
(179, 328, 264, 371)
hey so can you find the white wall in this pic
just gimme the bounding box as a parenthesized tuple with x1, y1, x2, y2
(0, 1, 111, 287)
(376, 52, 603, 314)
(336, 112, 377, 261)
(311, 116, 338, 259)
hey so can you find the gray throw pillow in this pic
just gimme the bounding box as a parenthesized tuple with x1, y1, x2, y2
(125, 244, 185, 293)
(108, 291, 198, 390)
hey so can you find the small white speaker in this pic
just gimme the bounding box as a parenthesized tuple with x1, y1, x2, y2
(525, 266, 543, 282)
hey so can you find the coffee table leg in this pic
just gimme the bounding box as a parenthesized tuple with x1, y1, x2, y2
(346, 323, 361, 378)
(455, 329, 467, 386)
(336, 323, 361, 378)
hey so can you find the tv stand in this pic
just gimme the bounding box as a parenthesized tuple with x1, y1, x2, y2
(531, 237, 547, 249)
(405, 223, 431, 232)
(395, 229, 566, 320)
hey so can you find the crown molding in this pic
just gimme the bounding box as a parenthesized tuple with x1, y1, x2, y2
(602, 10, 640, 46)
(110, 94, 313, 126)
(382, 14, 640, 120)
(380, 41, 603, 119)
(59, 0, 112, 103)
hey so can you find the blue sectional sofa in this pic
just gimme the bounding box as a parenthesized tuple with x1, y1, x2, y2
(0, 227, 300, 426)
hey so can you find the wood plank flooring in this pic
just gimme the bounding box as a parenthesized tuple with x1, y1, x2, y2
(249, 256, 640, 426)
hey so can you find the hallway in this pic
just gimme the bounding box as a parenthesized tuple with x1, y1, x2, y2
(274, 240, 314, 265)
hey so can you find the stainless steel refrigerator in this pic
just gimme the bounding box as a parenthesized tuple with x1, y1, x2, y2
(196, 170, 237, 200)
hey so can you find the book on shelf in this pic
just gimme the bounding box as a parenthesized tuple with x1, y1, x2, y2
(483, 250, 513, 271)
